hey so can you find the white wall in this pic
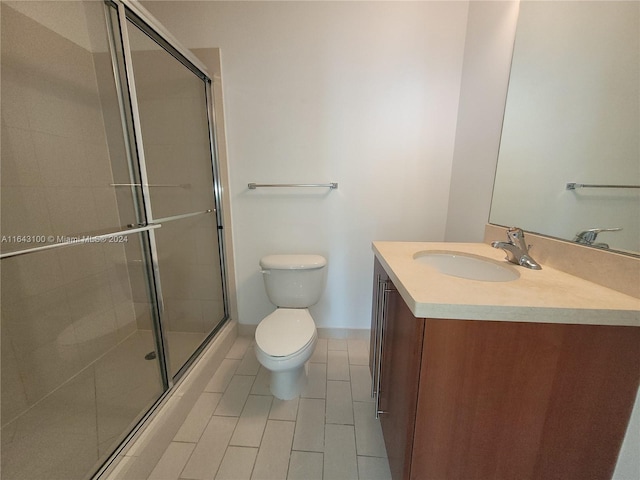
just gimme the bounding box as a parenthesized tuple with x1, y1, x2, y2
(142, 1, 472, 329)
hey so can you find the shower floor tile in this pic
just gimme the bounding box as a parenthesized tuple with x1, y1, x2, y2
(138, 336, 391, 480)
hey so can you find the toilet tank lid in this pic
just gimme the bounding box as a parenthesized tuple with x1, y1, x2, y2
(260, 254, 327, 270)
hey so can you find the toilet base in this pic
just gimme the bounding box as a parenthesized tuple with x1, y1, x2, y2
(255, 327, 317, 401)
(269, 364, 308, 400)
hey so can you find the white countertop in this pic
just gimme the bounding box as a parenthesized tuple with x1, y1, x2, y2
(372, 241, 640, 327)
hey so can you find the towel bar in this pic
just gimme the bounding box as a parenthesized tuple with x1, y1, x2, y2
(248, 182, 338, 190)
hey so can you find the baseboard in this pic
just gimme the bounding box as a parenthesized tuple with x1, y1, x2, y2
(317, 328, 370, 340)
(237, 323, 257, 337)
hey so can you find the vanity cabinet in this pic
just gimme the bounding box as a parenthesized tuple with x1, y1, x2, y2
(370, 257, 640, 480)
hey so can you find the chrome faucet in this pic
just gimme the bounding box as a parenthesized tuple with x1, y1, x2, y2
(573, 227, 622, 249)
(491, 227, 542, 270)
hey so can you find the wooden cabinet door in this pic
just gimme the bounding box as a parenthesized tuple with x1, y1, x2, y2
(411, 319, 640, 480)
(378, 285, 425, 480)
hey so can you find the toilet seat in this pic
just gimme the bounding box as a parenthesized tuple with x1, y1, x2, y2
(256, 308, 316, 357)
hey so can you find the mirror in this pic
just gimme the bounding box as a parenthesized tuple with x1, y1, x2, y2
(490, 1, 639, 255)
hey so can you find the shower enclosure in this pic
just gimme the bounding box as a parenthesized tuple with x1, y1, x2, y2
(0, 1, 228, 478)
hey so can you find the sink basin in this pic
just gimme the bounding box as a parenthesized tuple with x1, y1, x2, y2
(413, 250, 520, 282)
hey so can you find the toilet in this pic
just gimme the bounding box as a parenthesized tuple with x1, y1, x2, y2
(254, 254, 327, 400)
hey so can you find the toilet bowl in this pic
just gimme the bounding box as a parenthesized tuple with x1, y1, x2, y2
(254, 254, 327, 400)
(255, 308, 318, 400)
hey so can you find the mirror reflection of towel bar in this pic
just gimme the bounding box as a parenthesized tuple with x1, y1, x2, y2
(248, 182, 338, 189)
(566, 183, 640, 190)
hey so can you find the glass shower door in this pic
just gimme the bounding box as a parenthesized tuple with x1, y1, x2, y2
(0, 2, 166, 478)
(1, 2, 228, 478)
(123, 16, 227, 378)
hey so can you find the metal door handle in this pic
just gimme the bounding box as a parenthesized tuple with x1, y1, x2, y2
(375, 281, 394, 419)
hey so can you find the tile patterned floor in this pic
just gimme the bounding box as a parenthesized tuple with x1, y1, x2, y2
(146, 336, 391, 480)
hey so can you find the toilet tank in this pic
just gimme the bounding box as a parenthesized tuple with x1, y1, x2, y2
(260, 254, 327, 308)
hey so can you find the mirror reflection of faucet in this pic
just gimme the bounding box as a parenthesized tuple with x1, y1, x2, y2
(491, 227, 542, 270)
(573, 227, 622, 249)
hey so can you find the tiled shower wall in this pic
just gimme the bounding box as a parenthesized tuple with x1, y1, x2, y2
(0, 2, 138, 424)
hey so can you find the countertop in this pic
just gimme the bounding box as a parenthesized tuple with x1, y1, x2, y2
(372, 241, 640, 327)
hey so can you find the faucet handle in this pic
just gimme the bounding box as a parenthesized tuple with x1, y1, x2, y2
(574, 227, 622, 245)
(506, 227, 528, 251)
